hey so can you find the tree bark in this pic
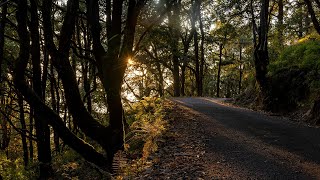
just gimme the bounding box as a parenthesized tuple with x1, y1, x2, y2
(18, 95, 29, 167)
(191, 0, 200, 96)
(277, 0, 284, 47)
(0, 98, 10, 151)
(304, 0, 320, 34)
(216, 44, 223, 98)
(167, 0, 181, 97)
(14, 0, 112, 171)
(30, 0, 53, 176)
(14, 0, 111, 169)
(42, 0, 110, 152)
(197, 0, 204, 96)
(86, 0, 146, 164)
(254, 0, 270, 108)
(0, 0, 7, 83)
(50, 63, 60, 152)
(29, 106, 34, 161)
(156, 61, 164, 97)
(239, 43, 243, 94)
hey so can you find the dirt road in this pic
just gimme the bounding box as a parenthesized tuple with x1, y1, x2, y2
(137, 97, 320, 179)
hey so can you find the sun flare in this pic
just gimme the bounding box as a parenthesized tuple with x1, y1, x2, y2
(127, 58, 134, 65)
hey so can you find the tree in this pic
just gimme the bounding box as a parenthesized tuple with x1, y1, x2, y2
(14, 0, 110, 172)
(304, 0, 320, 123)
(0, 0, 6, 83)
(254, 0, 270, 106)
(30, 0, 53, 176)
(166, 0, 181, 97)
(304, 0, 320, 34)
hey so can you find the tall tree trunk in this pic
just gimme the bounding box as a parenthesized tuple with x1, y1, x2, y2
(297, 0, 304, 38)
(216, 44, 223, 98)
(239, 43, 243, 94)
(18, 95, 29, 167)
(277, 0, 284, 47)
(181, 64, 186, 96)
(197, 0, 204, 96)
(194, 29, 200, 96)
(254, 0, 270, 108)
(30, 0, 52, 176)
(41, 48, 49, 98)
(250, 0, 257, 47)
(15, 0, 112, 171)
(167, 0, 181, 97)
(304, 0, 320, 34)
(29, 106, 34, 161)
(156, 62, 164, 97)
(50, 64, 60, 152)
(86, 0, 146, 166)
(180, 2, 195, 96)
(0, 98, 9, 151)
(0, 0, 7, 83)
(82, 61, 92, 113)
(191, 0, 200, 96)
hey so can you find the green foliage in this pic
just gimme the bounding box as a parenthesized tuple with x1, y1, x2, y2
(52, 149, 110, 179)
(54, 149, 81, 165)
(125, 97, 166, 159)
(0, 152, 35, 180)
(269, 37, 320, 74)
(266, 35, 320, 111)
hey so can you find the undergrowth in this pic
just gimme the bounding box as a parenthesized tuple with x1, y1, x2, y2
(0, 152, 36, 180)
(0, 97, 169, 179)
(117, 97, 169, 178)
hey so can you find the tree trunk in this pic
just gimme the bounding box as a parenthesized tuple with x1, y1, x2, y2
(277, 0, 284, 47)
(254, 0, 270, 108)
(41, 48, 49, 98)
(86, 0, 146, 166)
(14, 1, 111, 167)
(304, 0, 320, 123)
(30, 0, 53, 176)
(216, 44, 223, 98)
(18, 95, 29, 167)
(181, 64, 186, 96)
(197, 0, 204, 96)
(0, 0, 7, 82)
(191, 1, 200, 97)
(0, 98, 9, 151)
(156, 62, 164, 97)
(50, 64, 60, 152)
(239, 44, 243, 94)
(304, 0, 320, 34)
(29, 106, 34, 161)
(194, 29, 200, 96)
(167, 0, 181, 97)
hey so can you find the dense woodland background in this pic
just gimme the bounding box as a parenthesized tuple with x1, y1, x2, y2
(1, 0, 320, 179)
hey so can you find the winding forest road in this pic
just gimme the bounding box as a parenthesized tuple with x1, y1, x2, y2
(137, 97, 320, 179)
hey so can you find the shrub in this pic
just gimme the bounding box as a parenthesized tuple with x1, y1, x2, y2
(0, 152, 35, 180)
(125, 97, 166, 159)
(269, 35, 320, 75)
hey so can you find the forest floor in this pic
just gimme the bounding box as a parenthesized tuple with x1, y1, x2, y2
(133, 97, 320, 179)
